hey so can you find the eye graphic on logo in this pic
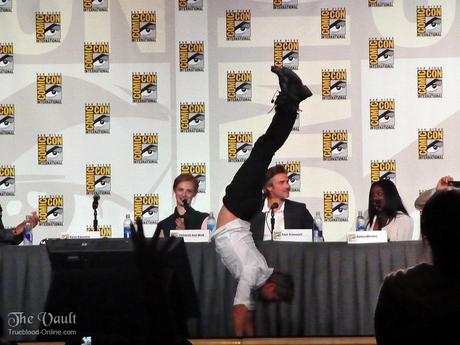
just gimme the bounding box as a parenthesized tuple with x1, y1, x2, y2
(47, 206, 63, 222)
(44, 23, 61, 38)
(195, 174, 205, 186)
(142, 205, 158, 219)
(427, 140, 443, 154)
(236, 143, 252, 159)
(140, 22, 155, 36)
(95, 175, 111, 191)
(329, 19, 345, 34)
(141, 83, 156, 98)
(282, 51, 299, 67)
(332, 202, 348, 216)
(187, 53, 204, 68)
(46, 145, 63, 161)
(0, 115, 14, 130)
(331, 141, 347, 155)
(92, 54, 109, 69)
(93, 115, 110, 129)
(380, 171, 396, 182)
(141, 144, 158, 159)
(377, 49, 393, 63)
(0, 54, 13, 68)
(235, 21, 250, 35)
(236, 82, 252, 97)
(45, 85, 62, 99)
(288, 173, 300, 187)
(378, 110, 395, 124)
(330, 81, 346, 96)
(0, 177, 14, 191)
(425, 17, 441, 32)
(426, 78, 442, 93)
(0, 0, 10, 7)
(188, 113, 204, 128)
(92, 0, 107, 7)
(187, 0, 202, 7)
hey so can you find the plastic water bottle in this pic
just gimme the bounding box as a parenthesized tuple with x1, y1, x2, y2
(123, 214, 132, 238)
(313, 211, 324, 242)
(23, 215, 33, 245)
(356, 210, 366, 231)
(207, 212, 216, 233)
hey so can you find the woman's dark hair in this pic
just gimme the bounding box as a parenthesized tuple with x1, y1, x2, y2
(421, 189, 460, 275)
(172, 173, 198, 195)
(367, 179, 408, 227)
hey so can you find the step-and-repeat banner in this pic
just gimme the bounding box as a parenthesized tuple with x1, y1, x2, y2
(1, 0, 458, 242)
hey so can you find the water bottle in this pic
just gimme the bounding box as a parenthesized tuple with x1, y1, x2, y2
(207, 212, 216, 233)
(313, 211, 324, 242)
(123, 214, 132, 238)
(23, 215, 33, 245)
(356, 210, 366, 231)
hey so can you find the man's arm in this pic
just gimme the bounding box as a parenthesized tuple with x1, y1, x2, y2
(233, 304, 254, 337)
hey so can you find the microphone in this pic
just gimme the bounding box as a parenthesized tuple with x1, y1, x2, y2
(182, 198, 189, 210)
(270, 203, 279, 235)
(0, 203, 3, 230)
(92, 194, 100, 210)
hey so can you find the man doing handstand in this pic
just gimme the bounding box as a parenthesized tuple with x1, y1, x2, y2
(212, 65, 312, 336)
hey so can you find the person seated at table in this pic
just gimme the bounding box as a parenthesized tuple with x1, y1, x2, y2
(250, 164, 313, 241)
(374, 188, 460, 345)
(0, 208, 39, 245)
(367, 179, 413, 241)
(414, 175, 458, 211)
(156, 173, 209, 237)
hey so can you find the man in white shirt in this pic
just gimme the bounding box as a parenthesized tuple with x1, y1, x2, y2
(212, 65, 312, 336)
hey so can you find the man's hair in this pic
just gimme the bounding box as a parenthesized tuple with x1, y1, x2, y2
(266, 270, 294, 302)
(172, 173, 198, 195)
(421, 189, 460, 275)
(263, 165, 288, 196)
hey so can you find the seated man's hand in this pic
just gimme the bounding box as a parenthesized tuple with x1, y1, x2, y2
(436, 176, 453, 191)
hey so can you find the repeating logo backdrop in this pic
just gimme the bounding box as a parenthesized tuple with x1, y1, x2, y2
(0, 1, 459, 242)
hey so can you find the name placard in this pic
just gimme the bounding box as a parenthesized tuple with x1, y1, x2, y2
(170, 229, 210, 242)
(272, 229, 312, 242)
(347, 231, 388, 244)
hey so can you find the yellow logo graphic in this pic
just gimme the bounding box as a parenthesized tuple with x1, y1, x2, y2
(322, 69, 347, 100)
(226, 10, 251, 40)
(87, 225, 112, 237)
(417, 67, 442, 98)
(321, 8, 346, 39)
(274, 40, 299, 70)
(131, 11, 156, 42)
(181, 163, 206, 193)
(134, 194, 159, 224)
(322, 130, 348, 161)
(277, 161, 301, 192)
(0, 0, 12, 11)
(38, 195, 64, 226)
(0, 165, 15, 196)
(368, 0, 393, 7)
(0, 104, 14, 134)
(85, 103, 110, 134)
(83, 0, 108, 12)
(228, 132, 253, 162)
(371, 160, 396, 183)
(418, 129, 443, 159)
(37, 134, 63, 165)
(36, 73, 62, 104)
(369, 38, 394, 68)
(0, 43, 13, 73)
(132, 72, 157, 103)
(324, 192, 349, 222)
(417, 6, 442, 37)
(273, 0, 298, 9)
(36, 12, 61, 43)
(369, 99, 395, 129)
(227, 71, 252, 102)
(178, 0, 203, 11)
(180, 102, 205, 133)
(86, 164, 111, 195)
(133, 133, 158, 164)
(179, 41, 204, 72)
(84, 42, 109, 73)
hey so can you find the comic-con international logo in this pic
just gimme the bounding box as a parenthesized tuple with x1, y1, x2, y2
(321, 8, 346, 39)
(369, 38, 394, 68)
(274, 40, 299, 70)
(0, 104, 14, 135)
(368, 0, 393, 6)
(36, 74, 62, 104)
(370, 99, 395, 129)
(36, 12, 61, 43)
(83, 0, 108, 12)
(85, 103, 110, 134)
(179, 41, 204, 72)
(180, 102, 205, 133)
(278, 161, 301, 192)
(0, 43, 13, 73)
(181, 163, 206, 193)
(418, 129, 443, 159)
(273, 0, 298, 10)
(0, 0, 12, 12)
(322, 69, 347, 100)
(37, 134, 63, 165)
(227, 71, 252, 102)
(371, 160, 396, 183)
(131, 11, 156, 42)
(86, 165, 111, 195)
(0, 165, 15, 196)
(228, 132, 253, 162)
(134, 194, 159, 224)
(132, 72, 157, 103)
(178, 0, 203, 11)
(87, 225, 112, 237)
(417, 68, 442, 98)
(324, 192, 349, 222)
(38, 195, 64, 226)
(417, 6, 441, 37)
(323, 130, 348, 161)
(226, 10, 251, 41)
(84, 42, 109, 73)
(133, 133, 158, 164)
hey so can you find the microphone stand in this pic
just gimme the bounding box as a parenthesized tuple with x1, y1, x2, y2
(270, 209, 275, 239)
(0, 203, 4, 230)
(92, 195, 100, 232)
